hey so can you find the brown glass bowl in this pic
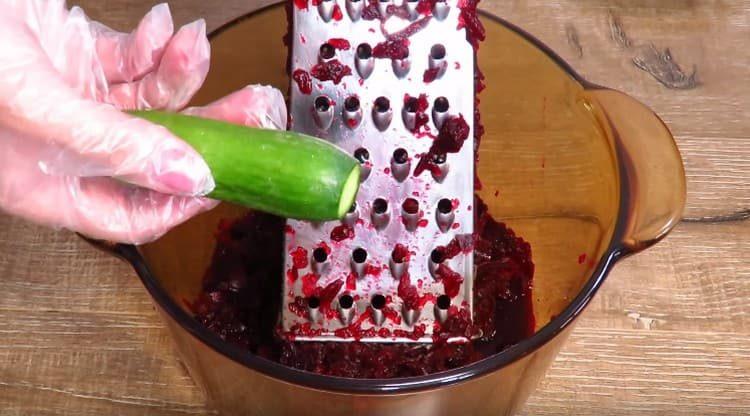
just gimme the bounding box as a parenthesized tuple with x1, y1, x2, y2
(89, 4, 686, 415)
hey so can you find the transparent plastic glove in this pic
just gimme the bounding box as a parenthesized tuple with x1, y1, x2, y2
(0, 1, 287, 244)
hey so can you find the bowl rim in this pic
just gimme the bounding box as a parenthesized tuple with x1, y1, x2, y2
(111, 3, 633, 394)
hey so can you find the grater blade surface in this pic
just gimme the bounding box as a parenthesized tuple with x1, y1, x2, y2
(283, 0, 475, 343)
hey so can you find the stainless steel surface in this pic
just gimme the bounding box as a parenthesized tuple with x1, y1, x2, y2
(283, 0, 475, 342)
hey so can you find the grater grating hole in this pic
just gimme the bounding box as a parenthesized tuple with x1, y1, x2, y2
(372, 198, 391, 228)
(320, 43, 336, 60)
(353, 147, 369, 163)
(371, 294, 386, 310)
(339, 294, 354, 309)
(401, 198, 420, 231)
(436, 198, 456, 231)
(315, 96, 331, 111)
(344, 96, 360, 111)
(374, 97, 390, 113)
(373, 198, 388, 214)
(430, 44, 446, 60)
(343, 201, 360, 226)
(357, 43, 372, 59)
(308, 296, 321, 309)
(343, 95, 363, 129)
(352, 247, 368, 263)
(353, 148, 371, 181)
(312, 247, 328, 263)
(430, 248, 445, 264)
(436, 295, 451, 310)
(434, 96, 449, 112)
(402, 198, 419, 214)
(373, 97, 393, 130)
(393, 148, 409, 164)
(437, 198, 453, 214)
(428, 247, 445, 278)
(391, 246, 409, 264)
(432, 97, 450, 129)
(404, 97, 420, 113)
(391, 148, 411, 181)
(434, 294, 450, 323)
(313, 95, 335, 130)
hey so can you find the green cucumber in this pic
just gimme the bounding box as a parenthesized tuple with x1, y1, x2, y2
(130, 110, 360, 221)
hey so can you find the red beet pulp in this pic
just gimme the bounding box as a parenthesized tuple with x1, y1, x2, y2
(291, 69, 312, 95)
(191, 196, 535, 378)
(423, 66, 441, 83)
(372, 37, 410, 60)
(327, 38, 351, 50)
(414, 114, 471, 177)
(310, 59, 352, 84)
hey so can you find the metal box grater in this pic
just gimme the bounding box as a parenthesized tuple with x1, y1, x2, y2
(282, 0, 475, 343)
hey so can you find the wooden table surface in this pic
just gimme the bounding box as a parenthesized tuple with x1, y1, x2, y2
(1, 1, 748, 415)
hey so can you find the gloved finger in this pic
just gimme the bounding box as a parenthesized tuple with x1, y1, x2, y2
(0, 23, 213, 197)
(32, 110, 215, 197)
(10, 177, 216, 245)
(107, 19, 210, 111)
(182, 84, 288, 130)
(0, 133, 217, 244)
(67, 177, 218, 244)
(16, 3, 108, 101)
(91, 3, 174, 84)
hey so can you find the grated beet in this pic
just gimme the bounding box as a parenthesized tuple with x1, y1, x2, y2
(290, 247, 308, 269)
(423, 66, 441, 83)
(458, 0, 485, 49)
(372, 37, 410, 60)
(330, 224, 355, 241)
(310, 59, 352, 84)
(416, 0, 437, 14)
(327, 38, 351, 50)
(191, 195, 534, 378)
(392, 243, 412, 263)
(301, 273, 319, 297)
(292, 69, 312, 95)
(434, 115, 471, 153)
(435, 264, 464, 298)
(361, 0, 381, 20)
(413, 115, 471, 176)
(332, 4, 343, 20)
(397, 272, 421, 311)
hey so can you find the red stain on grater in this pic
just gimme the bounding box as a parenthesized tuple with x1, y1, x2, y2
(284, 0, 475, 343)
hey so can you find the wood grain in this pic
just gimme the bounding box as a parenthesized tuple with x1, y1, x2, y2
(1, 0, 748, 415)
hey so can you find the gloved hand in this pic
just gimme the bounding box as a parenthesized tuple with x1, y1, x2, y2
(0, 1, 287, 244)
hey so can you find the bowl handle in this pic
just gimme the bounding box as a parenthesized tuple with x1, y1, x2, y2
(585, 88, 686, 254)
